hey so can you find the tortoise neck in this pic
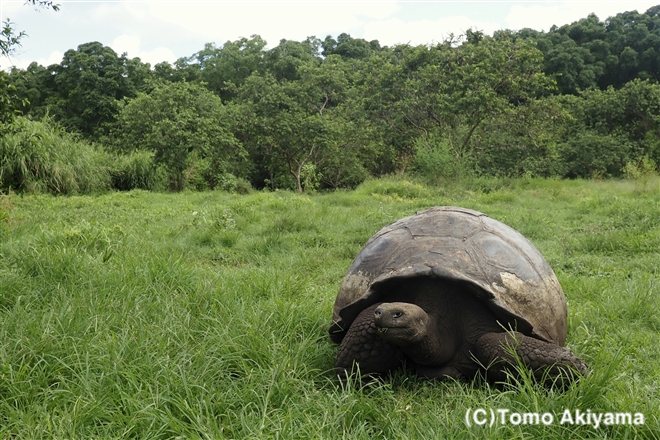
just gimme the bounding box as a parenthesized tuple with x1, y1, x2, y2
(402, 317, 455, 366)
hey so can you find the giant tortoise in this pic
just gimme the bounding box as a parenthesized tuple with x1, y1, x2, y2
(329, 206, 587, 383)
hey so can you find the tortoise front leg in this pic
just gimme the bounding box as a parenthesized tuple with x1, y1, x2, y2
(335, 303, 406, 379)
(474, 331, 588, 385)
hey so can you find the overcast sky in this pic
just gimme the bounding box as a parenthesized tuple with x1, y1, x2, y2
(1, 1, 658, 70)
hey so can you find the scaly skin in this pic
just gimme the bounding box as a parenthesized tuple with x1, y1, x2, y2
(334, 281, 588, 385)
(334, 303, 406, 379)
(474, 331, 588, 384)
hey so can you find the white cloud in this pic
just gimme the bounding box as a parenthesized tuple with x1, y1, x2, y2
(93, 1, 147, 21)
(138, 47, 177, 66)
(112, 35, 141, 56)
(1, 0, 25, 15)
(363, 16, 503, 46)
(7, 50, 62, 70)
(143, 1, 400, 47)
(111, 34, 176, 65)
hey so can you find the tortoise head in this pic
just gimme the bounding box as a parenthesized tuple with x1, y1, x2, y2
(373, 302, 431, 345)
(373, 301, 458, 366)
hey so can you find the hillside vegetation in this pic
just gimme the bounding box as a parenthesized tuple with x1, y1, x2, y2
(2, 5, 660, 193)
(0, 177, 658, 438)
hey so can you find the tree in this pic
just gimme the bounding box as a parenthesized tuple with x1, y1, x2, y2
(235, 55, 356, 192)
(265, 37, 322, 82)
(358, 34, 556, 174)
(473, 96, 570, 177)
(7, 42, 153, 139)
(190, 36, 267, 100)
(516, 7, 660, 93)
(111, 81, 245, 191)
(562, 79, 660, 172)
(322, 33, 381, 59)
(7, 62, 50, 117)
(42, 42, 152, 138)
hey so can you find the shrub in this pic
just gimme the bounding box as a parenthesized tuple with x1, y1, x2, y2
(623, 156, 657, 180)
(354, 176, 431, 199)
(0, 117, 111, 194)
(107, 150, 167, 191)
(214, 173, 253, 194)
(111, 82, 246, 191)
(557, 130, 634, 178)
(412, 135, 473, 183)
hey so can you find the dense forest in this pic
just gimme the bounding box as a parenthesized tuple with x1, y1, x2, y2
(1, 4, 660, 193)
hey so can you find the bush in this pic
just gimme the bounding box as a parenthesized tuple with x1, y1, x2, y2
(354, 176, 431, 199)
(108, 150, 167, 191)
(0, 117, 111, 194)
(110, 82, 246, 191)
(184, 157, 253, 193)
(412, 135, 473, 183)
(214, 173, 253, 194)
(623, 156, 657, 180)
(557, 130, 634, 178)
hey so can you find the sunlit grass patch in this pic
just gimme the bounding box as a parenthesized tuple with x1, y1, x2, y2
(0, 178, 658, 438)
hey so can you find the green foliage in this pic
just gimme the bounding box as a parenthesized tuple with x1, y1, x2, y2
(358, 34, 557, 178)
(322, 33, 382, 59)
(6, 42, 151, 139)
(473, 97, 568, 177)
(4, 4, 660, 189)
(189, 36, 268, 99)
(213, 172, 253, 194)
(42, 42, 148, 138)
(622, 156, 658, 193)
(354, 176, 433, 200)
(266, 37, 323, 82)
(623, 155, 657, 180)
(300, 162, 322, 192)
(112, 81, 246, 191)
(557, 129, 632, 178)
(519, 7, 660, 94)
(0, 192, 11, 239)
(235, 55, 359, 192)
(107, 149, 167, 191)
(548, 80, 660, 178)
(412, 134, 473, 182)
(0, 72, 23, 133)
(577, 79, 660, 147)
(0, 117, 110, 194)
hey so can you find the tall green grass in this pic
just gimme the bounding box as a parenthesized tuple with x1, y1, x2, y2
(107, 149, 168, 192)
(0, 118, 111, 194)
(0, 118, 168, 194)
(0, 178, 658, 438)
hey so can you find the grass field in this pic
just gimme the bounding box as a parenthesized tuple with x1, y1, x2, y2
(1, 176, 659, 439)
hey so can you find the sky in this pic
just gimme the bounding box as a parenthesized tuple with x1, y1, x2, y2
(1, 0, 658, 70)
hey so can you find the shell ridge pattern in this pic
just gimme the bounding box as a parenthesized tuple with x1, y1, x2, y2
(330, 206, 568, 346)
(477, 216, 547, 283)
(475, 216, 565, 343)
(465, 238, 493, 289)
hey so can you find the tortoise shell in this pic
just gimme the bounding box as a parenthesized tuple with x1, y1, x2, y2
(329, 206, 567, 346)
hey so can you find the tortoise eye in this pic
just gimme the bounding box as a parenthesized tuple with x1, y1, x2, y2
(392, 311, 403, 319)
